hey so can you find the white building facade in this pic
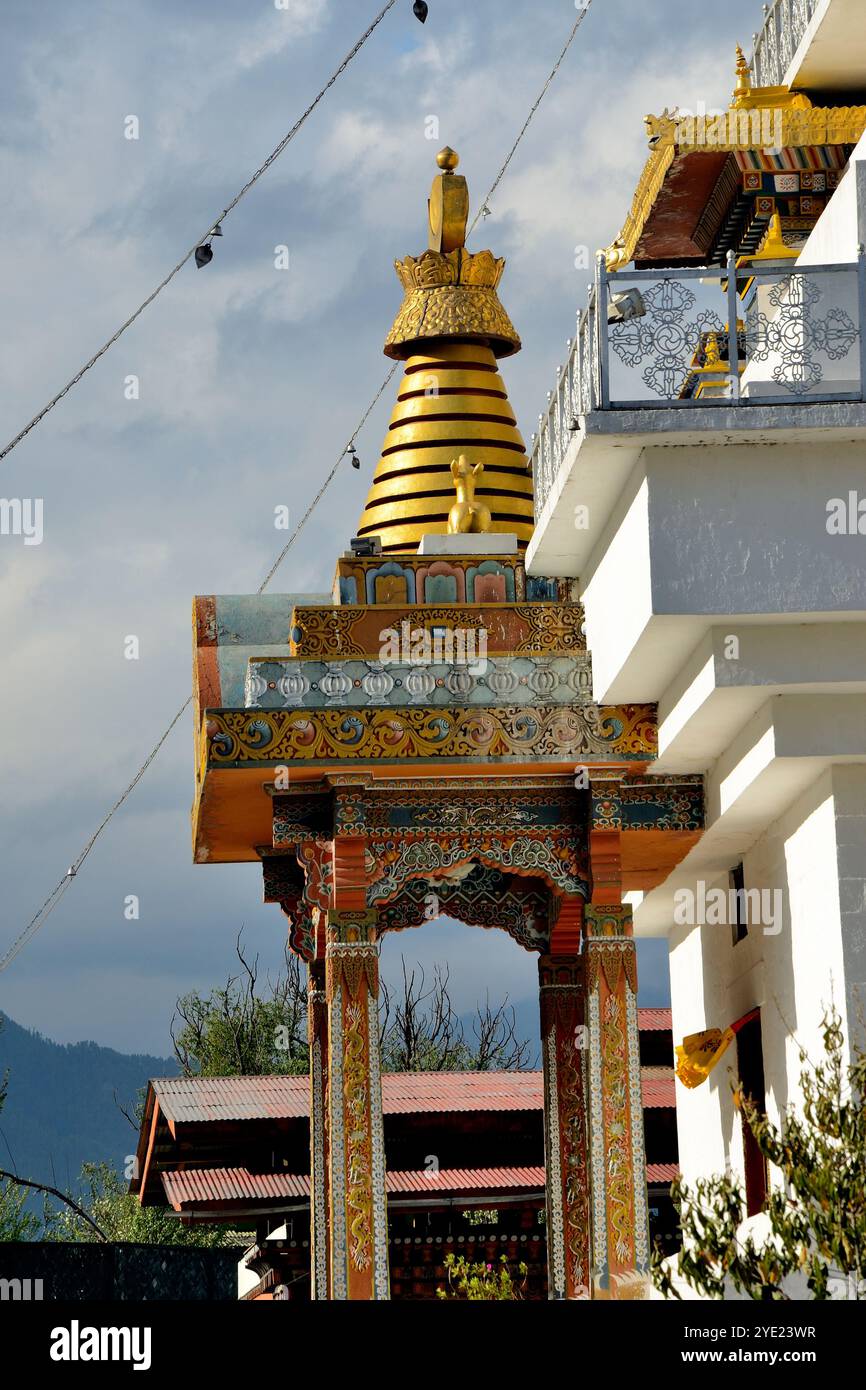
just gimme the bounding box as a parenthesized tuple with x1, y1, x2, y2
(528, 0, 866, 1231)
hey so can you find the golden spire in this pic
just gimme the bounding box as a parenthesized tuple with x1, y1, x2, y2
(356, 148, 534, 554)
(748, 212, 799, 263)
(732, 44, 752, 105)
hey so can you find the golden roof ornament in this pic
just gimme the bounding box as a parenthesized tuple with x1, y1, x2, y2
(384, 146, 521, 359)
(355, 148, 534, 554)
(730, 42, 812, 111)
(733, 44, 752, 105)
(428, 146, 467, 252)
(748, 212, 800, 264)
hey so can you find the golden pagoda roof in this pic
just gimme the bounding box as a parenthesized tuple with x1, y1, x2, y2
(355, 150, 534, 555)
(604, 48, 866, 270)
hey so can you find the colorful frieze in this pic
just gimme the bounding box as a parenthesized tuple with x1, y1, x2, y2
(332, 553, 553, 606)
(203, 703, 657, 768)
(271, 782, 590, 842)
(246, 653, 593, 710)
(352, 786, 586, 834)
(289, 603, 586, 659)
(620, 777, 703, 832)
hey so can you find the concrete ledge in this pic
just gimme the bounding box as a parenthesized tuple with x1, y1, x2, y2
(418, 533, 519, 555)
(528, 401, 866, 580)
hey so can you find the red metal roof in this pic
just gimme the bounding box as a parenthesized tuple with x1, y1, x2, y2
(381, 1071, 542, 1114)
(387, 1167, 544, 1194)
(646, 1163, 679, 1185)
(637, 1008, 672, 1031)
(162, 1168, 310, 1209)
(163, 1166, 545, 1211)
(163, 1162, 676, 1213)
(639, 1067, 675, 1107)
(152, 1074, 309, 1126)
(152, 1066, 673, 1126)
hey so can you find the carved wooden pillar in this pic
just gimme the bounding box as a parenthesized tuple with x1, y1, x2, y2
(589, 776, 625, 906)
(585, 777, 649, 1298)
(325, 870, 390, 1300)
(584, 904, 650, 1298)
(539, 950, 590, 1300)
(307, 959, 330, 1300)
(262, 849, 331, 1297)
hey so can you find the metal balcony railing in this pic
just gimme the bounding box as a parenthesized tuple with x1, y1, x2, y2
(752, 0, 820, 89)
(531, 250, 866, 518)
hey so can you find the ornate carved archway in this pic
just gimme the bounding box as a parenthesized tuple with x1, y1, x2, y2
(255, 769, 666, 1301)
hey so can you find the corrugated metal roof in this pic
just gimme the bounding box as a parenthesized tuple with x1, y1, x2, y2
(637, 1008, 672, 1031)
(152, 1066, 672, 1125)
(386, 1167, 545, 1193)
(640, 1068, 675, 1107)
(163, 1166, 547, 1211)
(153, 1074, 309, 1126)
(646, 1163, 679, 1184)
(163, 1162, 676, 1212)
(162, 1168, 310, 1209)
(381, 1071, 542, 1114)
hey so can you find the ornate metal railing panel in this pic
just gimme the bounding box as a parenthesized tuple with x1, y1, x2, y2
(752, 0, 819, 89)
(531, 251, 865, 518)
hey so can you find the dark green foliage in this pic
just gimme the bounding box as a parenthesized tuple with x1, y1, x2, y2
(171, 935, 308, 1078)
(42, 1163, 236, 1247)
(653, 1009, 866, 1300)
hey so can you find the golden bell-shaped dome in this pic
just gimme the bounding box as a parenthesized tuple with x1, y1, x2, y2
(356, 149, 534, 554)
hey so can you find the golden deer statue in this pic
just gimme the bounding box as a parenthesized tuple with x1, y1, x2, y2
(447, 454, 492, 535)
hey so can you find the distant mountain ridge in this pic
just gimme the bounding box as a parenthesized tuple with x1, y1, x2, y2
(0, 1012, 177, 1195)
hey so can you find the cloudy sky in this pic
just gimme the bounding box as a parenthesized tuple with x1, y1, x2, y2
(0, 0, 760, 1056)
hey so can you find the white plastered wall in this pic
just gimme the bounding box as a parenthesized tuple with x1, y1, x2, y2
(670, 769, 851, 1188)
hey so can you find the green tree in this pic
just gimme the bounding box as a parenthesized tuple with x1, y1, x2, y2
(172, 935, 308, 1077)
(43, 1162, 234, 1247)
(0, 1019, 40, 1239)
(172, 939, 532, 1077)
(0, 1176, 41, 1241)
(653, 1008, 866, 1300)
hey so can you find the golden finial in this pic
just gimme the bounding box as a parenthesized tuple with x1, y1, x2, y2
(733, 44, 752, 103)
(428, 146, 468, 252)
(436, 146, 459, 173)
(750, 212, 799, 263)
